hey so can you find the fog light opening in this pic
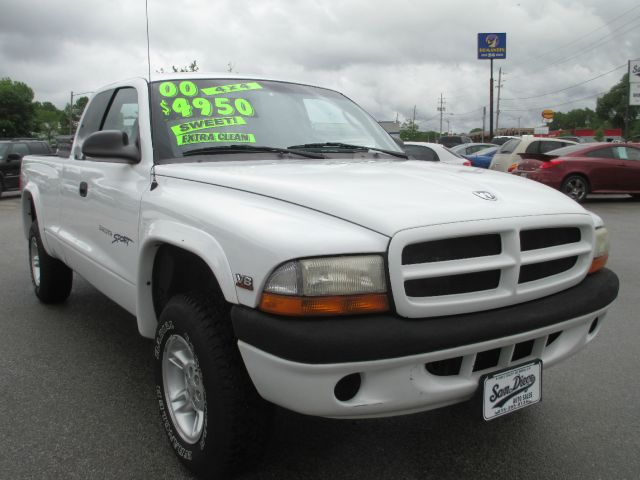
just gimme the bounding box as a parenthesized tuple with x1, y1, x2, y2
(589, 317, 599, 335)
(334, 373, 362, 402)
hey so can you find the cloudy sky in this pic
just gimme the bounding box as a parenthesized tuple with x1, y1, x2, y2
(1, 0, 638, 134)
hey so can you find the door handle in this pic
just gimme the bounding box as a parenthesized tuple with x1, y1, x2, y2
(79, 181, 88, 197)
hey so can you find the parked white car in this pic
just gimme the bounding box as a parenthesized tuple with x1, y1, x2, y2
(403, 141, 470, 165)
(490, 136, 576, 172)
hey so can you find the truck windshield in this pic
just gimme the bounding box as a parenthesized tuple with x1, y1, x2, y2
(150, 78, 401, 162)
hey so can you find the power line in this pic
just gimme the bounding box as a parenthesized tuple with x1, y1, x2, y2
(450, 107, 483, 116)
(534, 16, 640, 72)
(502, 64, 626, 100)
(501, 90, 607, 112)
(521, 5, 640, 65)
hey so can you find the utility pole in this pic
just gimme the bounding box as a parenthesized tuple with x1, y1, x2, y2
(495, 67, 504, 134)
(438, 93, 446, 138)
(625, 60, 631, 141)
(482, 106, 486, 142)
(489, 59, 494, 139)
(69, 91, 74, 136)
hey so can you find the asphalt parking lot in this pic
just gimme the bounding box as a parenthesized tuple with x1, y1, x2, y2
(0, 192, 638, 480)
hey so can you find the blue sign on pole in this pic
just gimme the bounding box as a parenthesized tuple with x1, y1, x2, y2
(478, 33, 507, 60)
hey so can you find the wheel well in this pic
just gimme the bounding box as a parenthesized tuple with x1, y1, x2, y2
(151, 244, 228, 317)
(21, 193, 37, 237)
(562, 173, 590, 190)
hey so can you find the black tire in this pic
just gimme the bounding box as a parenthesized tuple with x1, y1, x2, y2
(28, 222, 73, 303)
(561, 175, 589, 202)
(154, 292, 273, 478)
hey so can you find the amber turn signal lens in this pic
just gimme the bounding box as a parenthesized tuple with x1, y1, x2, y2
(259, 293, 389, 317)
(588, 254, 608, 274)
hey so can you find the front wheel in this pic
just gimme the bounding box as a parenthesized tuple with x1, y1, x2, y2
(28, 222, 73, 303)
(561, 175, 589, 202)
(154, 292, 273, 478)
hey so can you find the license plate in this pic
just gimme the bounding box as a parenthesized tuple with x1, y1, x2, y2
(482, 360, 542, 421)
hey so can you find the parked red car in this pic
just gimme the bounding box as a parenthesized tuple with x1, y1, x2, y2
(512, 143, 640, 202)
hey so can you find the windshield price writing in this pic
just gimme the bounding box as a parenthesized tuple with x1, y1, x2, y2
(159, 81, 258, 118)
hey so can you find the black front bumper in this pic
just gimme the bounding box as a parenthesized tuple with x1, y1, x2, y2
(231, 268, 619, 365)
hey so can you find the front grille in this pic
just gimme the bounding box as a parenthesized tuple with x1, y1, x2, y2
(405, 270, 500, 297)
(402, 234, 501, 265)
(518, 256, 578, 283)
(389, 215, 594, 318)
(521, 227, 581, 251)
(424, 330, 565, 377)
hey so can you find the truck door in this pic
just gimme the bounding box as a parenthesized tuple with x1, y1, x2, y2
(59, 86, 148, 311)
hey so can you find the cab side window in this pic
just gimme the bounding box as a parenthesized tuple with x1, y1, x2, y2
(102, 88, 139, 143)
(74, 87, 139, 160)
(74, 90, 113, 159)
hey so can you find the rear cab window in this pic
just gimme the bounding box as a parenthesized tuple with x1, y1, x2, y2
(404, 145, 438, 161)
(498, 138, 520, 154)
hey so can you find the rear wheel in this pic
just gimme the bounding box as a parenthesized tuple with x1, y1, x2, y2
(28, 222, 73, 303)
(561, 175, 589, 202)
(154, 292, 273, 478)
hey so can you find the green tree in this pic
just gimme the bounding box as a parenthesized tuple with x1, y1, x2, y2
(550, 108, 601, 131)
(158, 60, 200, 73)
(400, 120, 420, 141)
(0, 78, 35, 137)
(594, 127, 604, 141)
(596, 73, 639, 131)
(33, 101, 64, 142)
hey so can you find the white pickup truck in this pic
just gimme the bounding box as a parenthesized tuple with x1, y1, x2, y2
(21, 74, 619, 478)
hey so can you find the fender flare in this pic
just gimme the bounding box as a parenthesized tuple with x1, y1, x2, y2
(136, 219, 238, 338)
(20, 186, 52, 251)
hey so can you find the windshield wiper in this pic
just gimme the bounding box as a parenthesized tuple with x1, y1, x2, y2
(288, 142, 408, 159)
(183, 145, 325, 159)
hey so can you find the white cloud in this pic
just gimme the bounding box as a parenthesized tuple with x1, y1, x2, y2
(0, 0, 638, 133)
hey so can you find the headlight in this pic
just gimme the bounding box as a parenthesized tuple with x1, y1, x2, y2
(589, 227, 609, 274)
(260, 255, 389, 316)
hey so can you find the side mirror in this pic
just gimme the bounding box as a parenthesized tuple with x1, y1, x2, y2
(7, 153, 22, 161)
(82, 130, 140, 163)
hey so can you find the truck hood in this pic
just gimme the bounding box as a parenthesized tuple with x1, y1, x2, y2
(156, 158, 588, 236)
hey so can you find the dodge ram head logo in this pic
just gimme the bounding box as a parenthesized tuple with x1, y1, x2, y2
(473, 191, 497, 201)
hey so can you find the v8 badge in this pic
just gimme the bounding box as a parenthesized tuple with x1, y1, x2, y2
(235, 274, 254, 291)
